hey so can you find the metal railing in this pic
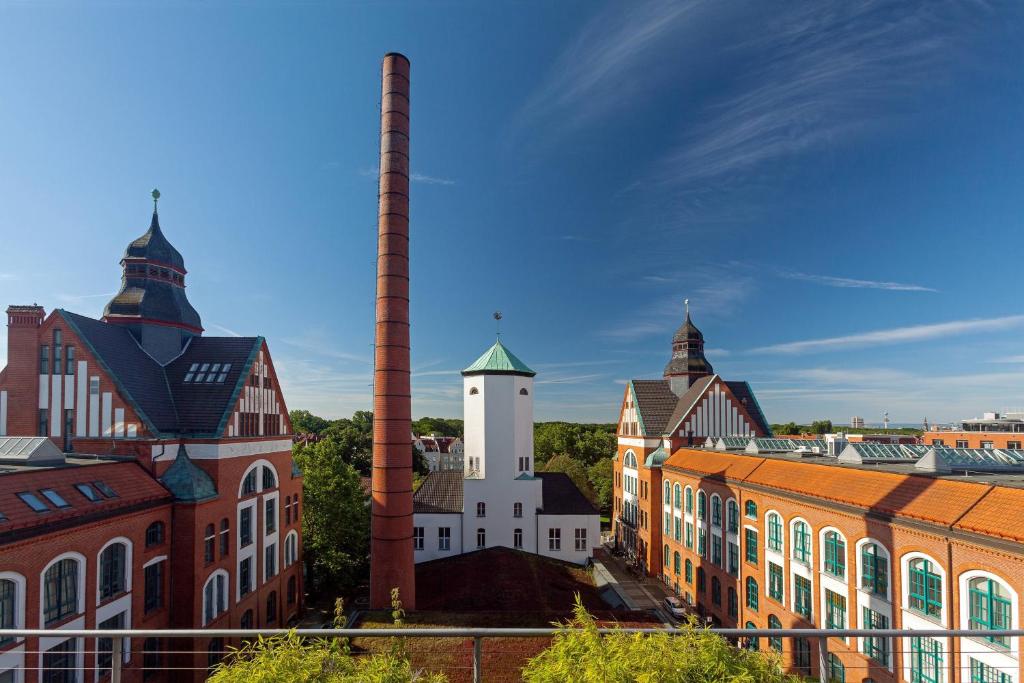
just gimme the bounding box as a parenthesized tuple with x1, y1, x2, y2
(1, 627, 1021, 682)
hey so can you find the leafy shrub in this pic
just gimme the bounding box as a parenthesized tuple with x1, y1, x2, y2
(522, 596, 801, 683)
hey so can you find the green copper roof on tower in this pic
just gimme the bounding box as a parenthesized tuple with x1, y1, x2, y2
(462, 340, 536, 377)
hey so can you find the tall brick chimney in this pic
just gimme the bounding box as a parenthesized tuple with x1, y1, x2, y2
(370, 52, 415, 610)
(4, 305, 45, 435)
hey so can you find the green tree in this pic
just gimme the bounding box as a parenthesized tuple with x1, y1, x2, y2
(809, 419, 833, 435)
(587, 458, 613, 513)
(772, 422, 800, 436)
(523, 597, 797, 682)
(290, 409, 331, 435)
(412, 417, 464, 438)
(294, 436, 371, 593)
(543, 454, 596, 504)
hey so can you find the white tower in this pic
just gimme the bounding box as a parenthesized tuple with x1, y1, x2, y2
(461, 340, 536, 480)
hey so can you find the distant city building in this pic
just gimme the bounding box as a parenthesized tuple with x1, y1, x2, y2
(0, 198, 301, 681)
(850, 416, 865, 429)
(413, 435, 464, 472)
(923, 410, 1024, 449)
(412, 341, 599, 565)
(612, 308, 772, 574)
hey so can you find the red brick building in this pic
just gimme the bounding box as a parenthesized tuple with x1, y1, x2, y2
(0, 196, 302, 682)
(612, 313, 1023, 682)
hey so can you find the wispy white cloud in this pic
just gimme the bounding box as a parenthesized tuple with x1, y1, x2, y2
(536, 373, 606, 385)
(749, 315, 1024, 355)
(778, 270, 937, 292)
(280, 335, 371, 365)
(207, 323, 242, 337)
(409, 173, 456, 186)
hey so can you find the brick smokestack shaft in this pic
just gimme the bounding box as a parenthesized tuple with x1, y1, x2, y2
(370, 52, 415, 610)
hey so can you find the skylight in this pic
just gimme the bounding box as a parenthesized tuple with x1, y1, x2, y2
(93, 481, 118, 498)
(75, 483, 101, 502)
(40, 488, 71, 509)
(17, 491, 49, 512)
(183, 362, 231, 384)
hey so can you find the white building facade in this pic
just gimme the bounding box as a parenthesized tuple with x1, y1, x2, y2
(412, 341, 599, 566)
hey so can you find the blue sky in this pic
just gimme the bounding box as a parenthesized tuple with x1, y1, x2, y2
(1, 1, 1023, 425)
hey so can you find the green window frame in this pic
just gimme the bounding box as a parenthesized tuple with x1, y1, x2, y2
(744, 500, 757, 518)
(909, 636, 943, 683)
(792, 521, 811, 564)
(684, 559, 692, 584)
(696, 567, 705, 594)
(696, 491, 706, 521)
(862, 607, 890, 666)
(823, 531, 845, 578)
(685, 522, 694, 549)
(825, 589, 846, 631)
(794, 575, 812, 619)
(663, 545, 670, 568)
(970, 658, 1011, 683)
(727, 500, 739, 533)
(768, 563, 784, 601)
(744, 622, 759, 651)
(727, 542, 739, 577)
(711, 534, 722, 567)
(674, 516, 681, 542)
(674, 484, 682, 510)
(767, 513, 783, 551)
(908, 559, 943, 619)
(745, 528, 758, 565)
(745, 577, 758, 611)
(767, 615, 783, 652)
(860, 543, 888, 596)
(711, 495, 722, 526)
(684, 487, 693, 513)
(673, 552, 681, 576)
(968, 577, 1012, 648)
(697, 528, 706, 558)
(827, 653, 845, 683)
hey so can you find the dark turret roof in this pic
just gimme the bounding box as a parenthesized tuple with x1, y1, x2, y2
(664, 311, 714, 379)
(672, 312, 703, 343)
(125, 211, 185, 270)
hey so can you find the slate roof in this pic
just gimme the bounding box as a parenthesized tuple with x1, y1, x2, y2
(724, 381, 772, 436)
(462, 340, 536, 377)
(124, 211, 186, 270)
(663, 375, 716, 435)
(0, 461, 172, 540)
(630, 380, 679, 435)
(413, 470, 464, 514)
(60, 309, 262, 438)
(536, 472, 598, 515)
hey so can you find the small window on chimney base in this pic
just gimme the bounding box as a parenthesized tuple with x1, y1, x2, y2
(469, 387, 479, 395)
(519, 388, 529, 396)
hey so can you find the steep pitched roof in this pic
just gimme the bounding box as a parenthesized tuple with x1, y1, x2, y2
(537, 472, 598, 515)
(462, 340, 536, 377)
(724, 381, 772, 436)
(663, 374, 717, 435)
(159, 445, 218, 502)
(630, 380, 679, 436)
(413, 470, 464, 514)
(59, 310, 263, 438)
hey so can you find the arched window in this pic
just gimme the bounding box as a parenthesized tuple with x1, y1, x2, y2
(859, 542, 888, 596)
(768, 615, 783, 651)
(827, 653, 844, 682)
(967, 576, 1012, 647)
(696, 491, 706, 521)
(476, 502, 486, 517)
(267, 591, 278, 623)
(907, 558, 942, 618)
(240, 609, 253, 629)
(284, 531, 299, 567)
(673, 552, 681, 575)
(684, 559, 693, 584)
(0, 577, 21, 642)
(513, 502, 523, 518)
(673, 484, 682, 510)
(727, 499, 739, 533)
(145, 522, 165, 547)
(744, 500, 757, 518)
(262, 466, 277, 490)
(711, 576, 721, 605)
(43, 557, 81, 624)
(204, 524, 216, 564)
(766, 512, 783, 552)
(792, 520, 812, 564)
(823, 531, 846, 578)
(744, 622, 759, 651)
(684, 486, 693, 514)
(624, 451, 637, 468)
(746, 577, 758, 611)
(469, 387, 479, 395)
(519, 388, 529, 395)
(99, 542, 128, 600)
(220, 518, 230, 558)
(241, 468, 258, 495)
(202, 571, 228, 625)
(711, 495, 722, 527)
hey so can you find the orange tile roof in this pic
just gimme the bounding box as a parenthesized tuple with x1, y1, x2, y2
(953, 486, 1024, 544)
(663, 448, 997, 530)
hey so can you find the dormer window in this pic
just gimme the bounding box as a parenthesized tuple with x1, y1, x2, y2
(184, 362, 231, 384)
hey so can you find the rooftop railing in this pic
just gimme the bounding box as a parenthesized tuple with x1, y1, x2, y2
(1, 627, 1021, 682)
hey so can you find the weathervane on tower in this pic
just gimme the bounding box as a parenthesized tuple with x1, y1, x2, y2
(685, 298, 690, 316)
(152, 188, 160, 212)
(494, 311, 502, 339)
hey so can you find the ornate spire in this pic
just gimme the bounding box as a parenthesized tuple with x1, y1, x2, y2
(663, 301, 713, 394)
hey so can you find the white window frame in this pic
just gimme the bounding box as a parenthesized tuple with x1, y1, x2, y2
(202, 569, 229, 626)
